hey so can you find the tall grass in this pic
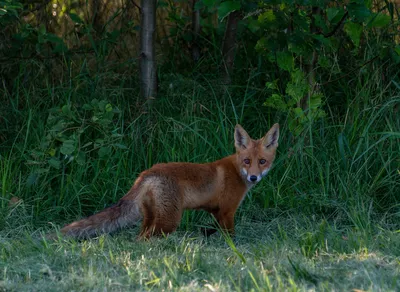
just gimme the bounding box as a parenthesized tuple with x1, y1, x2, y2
(1, 57, 399, 228)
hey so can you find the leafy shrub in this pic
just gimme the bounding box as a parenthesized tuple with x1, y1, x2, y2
(28, 99, 125, 181)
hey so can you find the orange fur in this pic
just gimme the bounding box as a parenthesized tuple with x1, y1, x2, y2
(61, 124, 279, 239)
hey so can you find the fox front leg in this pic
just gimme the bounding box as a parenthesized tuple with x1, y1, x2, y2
(202, 210, 235, 237)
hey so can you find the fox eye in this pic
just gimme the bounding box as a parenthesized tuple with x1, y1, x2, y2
(259, 159, 266, 165)
(244, 159, 250, 165)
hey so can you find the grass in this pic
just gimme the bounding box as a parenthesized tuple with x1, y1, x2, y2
(1, 55, 400, 290)
(2, 209, 400, 291)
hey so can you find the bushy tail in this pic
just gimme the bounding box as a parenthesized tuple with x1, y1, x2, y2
(61, 198, 141, 239)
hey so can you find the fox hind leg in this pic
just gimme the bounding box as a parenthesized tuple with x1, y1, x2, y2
(138, 188, 182, 239)
(139, 190, 156, 239)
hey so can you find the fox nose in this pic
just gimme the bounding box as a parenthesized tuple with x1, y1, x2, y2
(250, 175, 257, 182)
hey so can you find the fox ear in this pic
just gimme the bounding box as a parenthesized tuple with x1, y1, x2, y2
(262, 123, 279, 149)
(235, 124, 251, 150)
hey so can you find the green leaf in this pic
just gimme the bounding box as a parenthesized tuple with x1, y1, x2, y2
(395, 45, 400, 56)
(290, 69, 306, 86)
(82, 142, 93, 148)
(392, 50, 400, 64)
(286, 84, 304, 103)
(314, 108, 326, 119)
(51, 120, 66, 132)
(105, 104, 113, 112)
(98, 146, 111, 158)
(114, 143, 128, 150)
(367, 13, 391, 28)
(255, 37, 268, 52)
(265, 81, 277, 90)
(263, 94, 287, 111)
(69, 13, 84, 24)
(46, 33, 63, 43)
(313, 34, 332, 47)
(38, 34, 45, 44)
(202, 0, 217, 7)
(0, 9, 6, 16)
(38, 24, 46, 35)
(98, 100, 108, 110)
(293, 107, 306, 119)
(1, 2, 23, 9)
(288, 118, 302, 136)
(258, 10, 276, 23)
(194, 0, 204, 10)
(286, 70, 308, 103)
(95, 139, 104, 147)
(60, 140, 75, 155)
(344, 22, 363, 47)
(246, 18, 260, 33)
(76, 152, 86, 165)
(318, 56, 331, 68)
(326, 8, 343, 23)
(53, 42, 68, 54)
(33, 168, 50, 174)
(48, 158, 61, 169)
(48, 148, 56, 157)
(218, 1, 241, 19)
(314, 14, 328, 33)
(309, 93, 323, 109)
(91, 99, 99, 106)
(276, 51, 293, 71)
(348, 2, 371, 22)
(61, 105, 72, 116)
(82, 104, 92, 110)
(27, 173, 39, 186)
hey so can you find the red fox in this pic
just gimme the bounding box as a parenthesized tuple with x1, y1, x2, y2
(61, 124, 279, 239)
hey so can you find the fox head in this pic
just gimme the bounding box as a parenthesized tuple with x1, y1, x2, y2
(234, 123, 279, 184)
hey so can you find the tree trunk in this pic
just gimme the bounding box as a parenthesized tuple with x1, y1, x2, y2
(221, 10, 240, 85)
(191, 0, 201, 62)
(140, 0, 157, 101)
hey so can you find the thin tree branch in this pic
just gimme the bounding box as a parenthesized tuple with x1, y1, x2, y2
(319, 11, 349, 38)
(130, 0, 141, 13)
